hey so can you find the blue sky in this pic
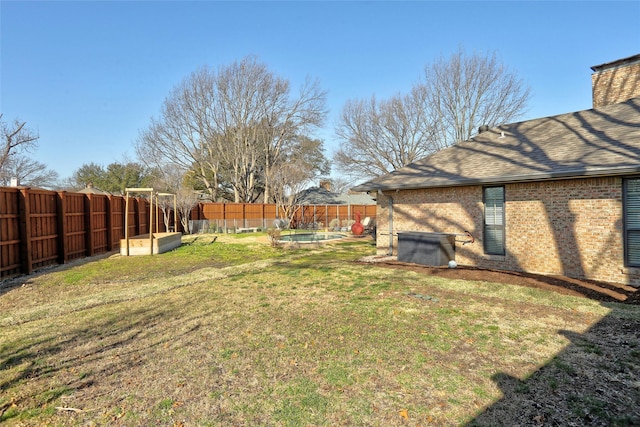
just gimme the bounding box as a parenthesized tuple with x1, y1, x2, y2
(1, 1, 639, 181)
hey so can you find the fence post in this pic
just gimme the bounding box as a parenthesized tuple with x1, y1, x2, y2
(243, 203, 246, 229)
(134, 198, 140, 236)
(223, 203, 227, 233)
(56, 191, 68, 264)
(18, 188, 33, 275)
(106, 195, 113, 251)
(325, 205, 328, 230)
(85, 194, 95, 256)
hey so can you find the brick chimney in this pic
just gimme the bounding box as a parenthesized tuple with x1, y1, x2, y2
(319, 180, 331, 192)
(591, 54, 640, 108)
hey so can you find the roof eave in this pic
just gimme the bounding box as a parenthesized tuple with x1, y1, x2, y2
(352, 166, 640, 193)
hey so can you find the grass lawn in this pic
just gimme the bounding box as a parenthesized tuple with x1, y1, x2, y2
(1, 234, 639, 426)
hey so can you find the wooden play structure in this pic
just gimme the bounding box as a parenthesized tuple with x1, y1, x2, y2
(120, 188, 182, 256)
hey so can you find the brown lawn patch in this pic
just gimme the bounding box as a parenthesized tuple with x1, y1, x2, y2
(1, 237, 638, 426)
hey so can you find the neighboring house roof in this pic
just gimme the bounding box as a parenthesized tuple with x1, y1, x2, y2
(77, 186, 112, 195)
(353, 96, 640, 192)
(297, 186, 376, 205)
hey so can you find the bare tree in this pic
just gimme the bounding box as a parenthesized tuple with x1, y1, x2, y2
(326, 177, 353, 195)
(175, 187, 200, 234)
(149, 165, 185, 231)
(334, 49, 531, 181)
(137, 67, 223, 200)
(269, 160, 309, 227)
(1, 114, 40, 179)
(136, 56, 327, 203)
(269, 136, 329, 225)
(0, 156, 59, 188)
(210, 59, 326, 202)
(156, 194, 173, 232)
(259, 76, 327, 202)
(423, 48, 531, 147)
(334, 87, 436, 180)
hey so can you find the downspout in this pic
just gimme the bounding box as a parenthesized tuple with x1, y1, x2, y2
(387, 193, 394, 256)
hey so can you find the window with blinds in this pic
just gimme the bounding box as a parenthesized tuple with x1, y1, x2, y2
(484, 186, 505, 255)
(624, 178, 640, 267)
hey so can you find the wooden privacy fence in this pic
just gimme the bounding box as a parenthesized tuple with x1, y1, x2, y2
(191, 202, 377, 231)
(293, 204, 377, 229)
(1, 186, 377, 278)
(194, 203, 279, 231)
(0, 187, 159, 278)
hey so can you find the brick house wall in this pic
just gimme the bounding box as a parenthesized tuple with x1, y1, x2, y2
(591, 55, 640, 108)
(375, 176, 639, 286)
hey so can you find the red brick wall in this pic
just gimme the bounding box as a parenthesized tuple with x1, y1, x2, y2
(375, 177, 638, 286)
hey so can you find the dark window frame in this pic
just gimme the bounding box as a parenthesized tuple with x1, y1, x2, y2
(483, 186, 505, 256)
(623, 177, 640, 267)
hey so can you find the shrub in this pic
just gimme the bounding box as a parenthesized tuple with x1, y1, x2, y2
(267, 228, 281, 247)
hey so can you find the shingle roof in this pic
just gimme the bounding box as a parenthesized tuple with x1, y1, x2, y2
(353, 96, 640, 192)
(77, 186, 112, 195)
(297, 186, 375, 205)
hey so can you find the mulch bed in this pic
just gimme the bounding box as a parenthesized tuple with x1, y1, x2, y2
(365, 259, 640, 305)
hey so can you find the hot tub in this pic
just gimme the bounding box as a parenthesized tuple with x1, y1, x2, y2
(397, 232, 455, 267)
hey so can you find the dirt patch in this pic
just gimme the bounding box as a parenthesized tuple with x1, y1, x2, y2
(361, 257, 640, 305)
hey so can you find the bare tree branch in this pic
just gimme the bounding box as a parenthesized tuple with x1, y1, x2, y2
(1, 114, 40, 175)
(423, 48, 531, 147)
(269, 136, 329, 225)
(136, 56, 327, 203)
(334, 48, 531, 182)
(334, 86, 437, 180)
(0, 155, 59, 188)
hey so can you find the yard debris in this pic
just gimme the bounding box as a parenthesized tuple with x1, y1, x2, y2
(405, 292, 439, 303)
(398, 408, 409, 419)
(368, 257, 640, 304)
(55, 406, 83, 413)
